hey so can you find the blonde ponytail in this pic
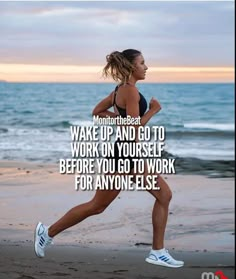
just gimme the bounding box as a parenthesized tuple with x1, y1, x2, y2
(102, 49, 141, 83)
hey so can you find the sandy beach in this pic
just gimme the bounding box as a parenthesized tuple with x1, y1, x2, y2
(0, 160, 234, 279)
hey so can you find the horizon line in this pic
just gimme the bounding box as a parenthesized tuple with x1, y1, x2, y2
(1, 64, 234, 83)
(0, 80, 234, 84)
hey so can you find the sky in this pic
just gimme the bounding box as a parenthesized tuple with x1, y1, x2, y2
(0, 1, 234, 83)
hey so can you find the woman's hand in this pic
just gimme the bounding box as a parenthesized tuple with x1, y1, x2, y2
(149, 97, 161, 114)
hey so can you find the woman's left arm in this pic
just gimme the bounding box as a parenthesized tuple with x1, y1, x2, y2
(92, 92, 117, 118)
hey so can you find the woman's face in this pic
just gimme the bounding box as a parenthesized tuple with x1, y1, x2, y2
(132, 54, 148, 80)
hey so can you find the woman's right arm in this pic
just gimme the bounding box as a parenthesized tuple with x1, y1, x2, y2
(140, 97, 161, 126)
(126, 87, 161, 127)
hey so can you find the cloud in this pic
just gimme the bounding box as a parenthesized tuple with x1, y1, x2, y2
(0, 1, 234, 67)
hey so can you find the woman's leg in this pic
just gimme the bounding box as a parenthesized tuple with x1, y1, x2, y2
(48, 187, 120, 237)
(131, 163, 184, 267)
(147, 175, 172, 250)
(131, 162, 172, 249)
(34, 173, 121, 258)
(144, 172, 184, 267)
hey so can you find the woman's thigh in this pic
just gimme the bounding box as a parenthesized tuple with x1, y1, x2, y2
(131, 160, 172, 200)
(91, 172, 121, 207)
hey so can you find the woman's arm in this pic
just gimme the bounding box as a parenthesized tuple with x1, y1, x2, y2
(140, 97, 161, 126)
(125, 88, 161, 142)
(126, 88, 161, 127)
(92, 92, 117, 118)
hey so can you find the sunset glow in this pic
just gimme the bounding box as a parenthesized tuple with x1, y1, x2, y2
(0, 1, 234, 83)
(0, 64, 234, 83)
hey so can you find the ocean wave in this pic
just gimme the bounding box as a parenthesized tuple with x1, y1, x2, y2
(49, 120, 94, 128)
(48, 120, 72, 128)
(161, 150, 234, 178)
(70, 120, 94, 126)
(21, 110, 34, 114)
(6, 128, 45, 136)
(166, 147, 234, 161)
(184, 122, 234, 131)
(166, 130, 234, 138)
(0, 128, 8, 133)
(1, 128, 69, 138)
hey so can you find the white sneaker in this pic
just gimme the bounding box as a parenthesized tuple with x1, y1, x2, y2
(145, 248, 184, 268)
(34, 222, 53, 258)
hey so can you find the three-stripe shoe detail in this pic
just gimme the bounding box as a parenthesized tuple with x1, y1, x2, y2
(145, 248, 184, 268)
(159, 255, 172, 262)
(34, 222, 53, 258)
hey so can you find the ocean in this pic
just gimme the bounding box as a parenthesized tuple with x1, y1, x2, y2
(0, 82, 234, 177)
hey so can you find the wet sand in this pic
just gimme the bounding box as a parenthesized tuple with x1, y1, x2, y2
(0, 244, 234, 279)
(0, 160, 234, 278)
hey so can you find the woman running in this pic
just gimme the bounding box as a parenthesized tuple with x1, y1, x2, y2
(34, 49, 184, 268)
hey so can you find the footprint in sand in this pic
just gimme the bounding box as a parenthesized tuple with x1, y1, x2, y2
(51, 272, 70, 276)
(67, 267, 78, 271)
(17, 275, 36, 279)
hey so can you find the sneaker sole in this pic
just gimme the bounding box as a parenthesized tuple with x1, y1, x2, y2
(34, 222, 44, 258)
(145, 257, 184, 268)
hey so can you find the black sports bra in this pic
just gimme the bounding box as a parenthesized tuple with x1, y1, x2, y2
(113, 85, 147, 117)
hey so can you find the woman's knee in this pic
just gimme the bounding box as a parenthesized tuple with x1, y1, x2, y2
(157, 176, 172, 203)
(160, 188, 172, 205)
(166, 189, 172, 202)
(89, 201, 109, 215)
(87, 189, 120, 215)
